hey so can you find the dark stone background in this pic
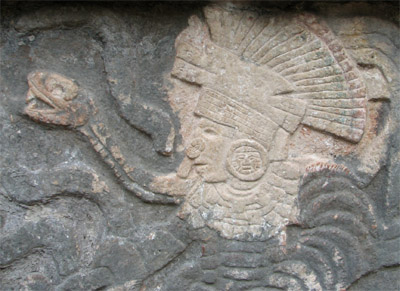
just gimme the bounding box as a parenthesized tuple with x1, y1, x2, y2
(1, 1, 399, 290)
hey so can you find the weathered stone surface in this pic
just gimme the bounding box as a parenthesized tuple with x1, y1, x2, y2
(1, 1, 399, 290)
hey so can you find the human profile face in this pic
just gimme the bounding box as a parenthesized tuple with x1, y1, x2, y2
(185, 119, 231, 183)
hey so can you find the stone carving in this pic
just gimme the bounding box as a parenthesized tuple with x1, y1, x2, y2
(151, 5, 372, 240)
(25, 71, 89, 127)
(24, 70, 178, 204)
(15, 2, 397, 290)
(227, 139, 267, 181)
(267, 167, 378, 291)
(23, 5, 384, 241)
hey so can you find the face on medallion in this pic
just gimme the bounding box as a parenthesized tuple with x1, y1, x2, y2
(231, 151, 262, 175)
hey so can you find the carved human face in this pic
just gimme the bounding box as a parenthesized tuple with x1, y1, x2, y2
(231, 151, 262, 174)
(227, 139, 268, 182)
(186, 119, 231, 183)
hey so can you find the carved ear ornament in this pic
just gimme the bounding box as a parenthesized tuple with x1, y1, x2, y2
(186, 138, 206, 159)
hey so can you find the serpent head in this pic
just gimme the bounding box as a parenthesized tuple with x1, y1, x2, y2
(24, 71, 89, 128)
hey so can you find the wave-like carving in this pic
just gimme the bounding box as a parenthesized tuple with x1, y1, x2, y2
(268, 168, 378, 290)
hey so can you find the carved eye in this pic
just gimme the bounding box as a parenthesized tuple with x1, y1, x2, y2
(235, 154, 245, 160)
(203, 127, 219, 136)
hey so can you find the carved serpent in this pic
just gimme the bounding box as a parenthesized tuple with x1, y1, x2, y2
(24, 70, 179, 204)
(20, 3, 395, 290)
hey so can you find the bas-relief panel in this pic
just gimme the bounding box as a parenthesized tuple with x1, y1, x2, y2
(2, 2, 399, 290)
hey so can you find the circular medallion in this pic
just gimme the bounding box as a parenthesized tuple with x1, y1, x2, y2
(227, 139, 268, 181)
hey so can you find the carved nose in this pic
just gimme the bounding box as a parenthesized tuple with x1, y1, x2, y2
(186, 138, 205, 159)
(242, 159, 251, 166)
